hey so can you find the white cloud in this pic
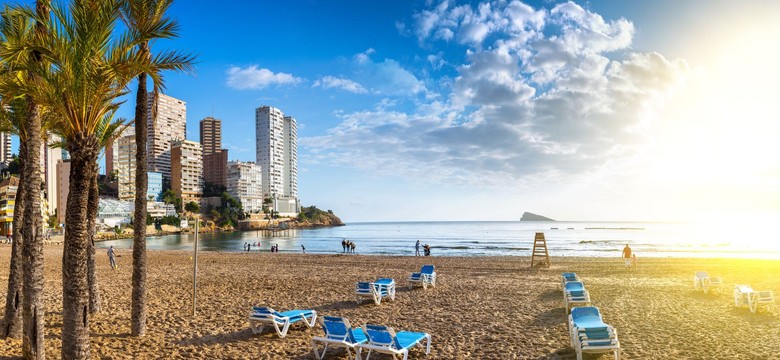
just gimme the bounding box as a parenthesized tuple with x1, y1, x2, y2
(313, 76, 368, 93)
(226, 65, 303, 90)
(303, 1, 688, 186)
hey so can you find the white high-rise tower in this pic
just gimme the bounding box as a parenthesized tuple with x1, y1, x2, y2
(255, 106, 299, 214)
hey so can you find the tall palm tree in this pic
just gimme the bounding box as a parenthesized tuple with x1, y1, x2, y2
(0, 2, 51, 357)
(20, 1, 146, 357)
(0, 98, 28, 339)
(120, 0, 193, 336)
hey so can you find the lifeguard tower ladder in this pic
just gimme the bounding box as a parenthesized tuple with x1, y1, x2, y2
(530, 232, 550, 268)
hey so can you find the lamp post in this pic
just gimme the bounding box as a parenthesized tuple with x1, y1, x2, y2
(192, 214, 199, 316)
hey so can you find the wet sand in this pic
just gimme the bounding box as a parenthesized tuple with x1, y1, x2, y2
(0, 246, 778, 359)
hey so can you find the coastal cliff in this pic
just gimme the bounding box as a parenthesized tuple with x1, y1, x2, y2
(520, 212, 555, 221)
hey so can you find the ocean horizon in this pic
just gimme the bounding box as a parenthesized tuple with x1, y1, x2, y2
(98, 220, 780, 259)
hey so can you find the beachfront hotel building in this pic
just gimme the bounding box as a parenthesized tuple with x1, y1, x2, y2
(255, 106, 300, 215)
(105, 125, 134, 178)
(116, 133, 136, 201)
(171, 140, 203, 204)
(147, 93, 186, 182)
(226, 160, 263, 213)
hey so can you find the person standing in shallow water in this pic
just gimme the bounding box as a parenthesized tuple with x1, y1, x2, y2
(621, 244, 632, 267)
(415, 240, 421, 256)
(342, 238, 347, 253)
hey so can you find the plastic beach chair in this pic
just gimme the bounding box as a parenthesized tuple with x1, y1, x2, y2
(311, 316, 367, 360)
(356, 278, 396, 305)
(563, 281, 591, 312)
(750, 291, 776, 314)
(248, 306, 317, 337)
(734, 285, 755, 307)
(409, 265, 437, 289)
(568, 307, 621, 360)
(704, 276, 724, 294)
(358, 324, 431, 360)
(693, 271, 708, 292)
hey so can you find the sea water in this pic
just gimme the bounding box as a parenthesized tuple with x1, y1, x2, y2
(98, 221, 780, 259)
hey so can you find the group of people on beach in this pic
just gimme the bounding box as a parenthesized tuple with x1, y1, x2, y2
(415, 240, 431, 256)
(341, 239, 356, 253)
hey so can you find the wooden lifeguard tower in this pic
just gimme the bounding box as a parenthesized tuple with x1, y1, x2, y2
(530, 232, 550, 268)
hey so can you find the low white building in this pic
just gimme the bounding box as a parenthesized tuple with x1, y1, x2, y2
(97, 198, 132, 227)
(226, 160, 263, 213)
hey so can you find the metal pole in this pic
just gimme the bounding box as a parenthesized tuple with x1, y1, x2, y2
(192, 215, 199, 316)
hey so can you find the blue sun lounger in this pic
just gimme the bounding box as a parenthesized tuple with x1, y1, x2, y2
(248, 306, 317, 338)
(563, 281, 591, 312)
(568, 307, 621, 360)
(561, 272, 580, 288)
(311, 316, 367, 360)
(358, 324, 431, 360)
(356, 278, 396, 305)
(409, 265, 437, 289)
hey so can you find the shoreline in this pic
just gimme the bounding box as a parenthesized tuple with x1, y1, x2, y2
(1, 249, 778, 358)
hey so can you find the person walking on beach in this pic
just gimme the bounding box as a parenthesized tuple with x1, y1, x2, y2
(107, 246, 117, 270)
(301, 244, 306, 254)
(621, 244, 632, 267)
(415, 240, 421, 256)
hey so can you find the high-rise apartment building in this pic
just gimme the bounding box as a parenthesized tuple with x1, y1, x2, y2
(116, 133, 136, 201)
(200, 116, 228, 188)
(56, 159, 71, 224)
(0, 175, 18, 236)
(199, 117, 221, 155)
(171, 140, 203, 204)
(255, 106, 299, 198)
(42, 133, 62, 217)
(226, 161, 263, 213)
(0, 132, 11, 165)
(105, 126, 133, 177)
(147, 93, 186, 181)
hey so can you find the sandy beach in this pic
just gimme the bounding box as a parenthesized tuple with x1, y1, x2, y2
(0, 246, 778, 359)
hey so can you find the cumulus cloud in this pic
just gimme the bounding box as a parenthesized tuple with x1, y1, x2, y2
(313, 76, 368, 93)
(226, 65, 303, 89)
(303, 1, 688, 185)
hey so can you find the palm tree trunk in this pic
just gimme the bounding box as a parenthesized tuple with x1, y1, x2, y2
(131, 69, 149, 337)
(21, 100, 44, 360)
(2, 141, 26, 339)
(87, 163, 100, 314)
(62, 134, 99, 359)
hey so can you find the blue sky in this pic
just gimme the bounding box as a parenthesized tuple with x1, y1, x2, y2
(10, 0, 780, 222)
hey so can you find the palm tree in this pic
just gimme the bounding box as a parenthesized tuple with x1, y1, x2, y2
(0, 2, 49, 357)
(120, 0, 193, 336)
(0, 99, 28, 340)
(17, 1, 145, 357)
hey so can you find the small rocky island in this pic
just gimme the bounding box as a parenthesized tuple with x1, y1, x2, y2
(520, 212, 555, 221)
(289, 206, 345, 228)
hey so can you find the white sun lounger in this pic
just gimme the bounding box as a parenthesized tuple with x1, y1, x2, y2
(311, 316, 367, 360)
(694, 271, 722, 294)
(750, 291, 776, 314)
(358, 324, 431, 360)
(734, 285, 755, 307)
(568, 306, 621, 360)
(409, 265, 436, 289)
(248, 306, 316, 338)
(356, 278, 396, 305)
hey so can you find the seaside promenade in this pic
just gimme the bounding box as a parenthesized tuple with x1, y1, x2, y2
(1, 246, 778, 358)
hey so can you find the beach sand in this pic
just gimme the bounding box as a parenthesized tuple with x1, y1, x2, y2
(0, 246, 778, 359)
